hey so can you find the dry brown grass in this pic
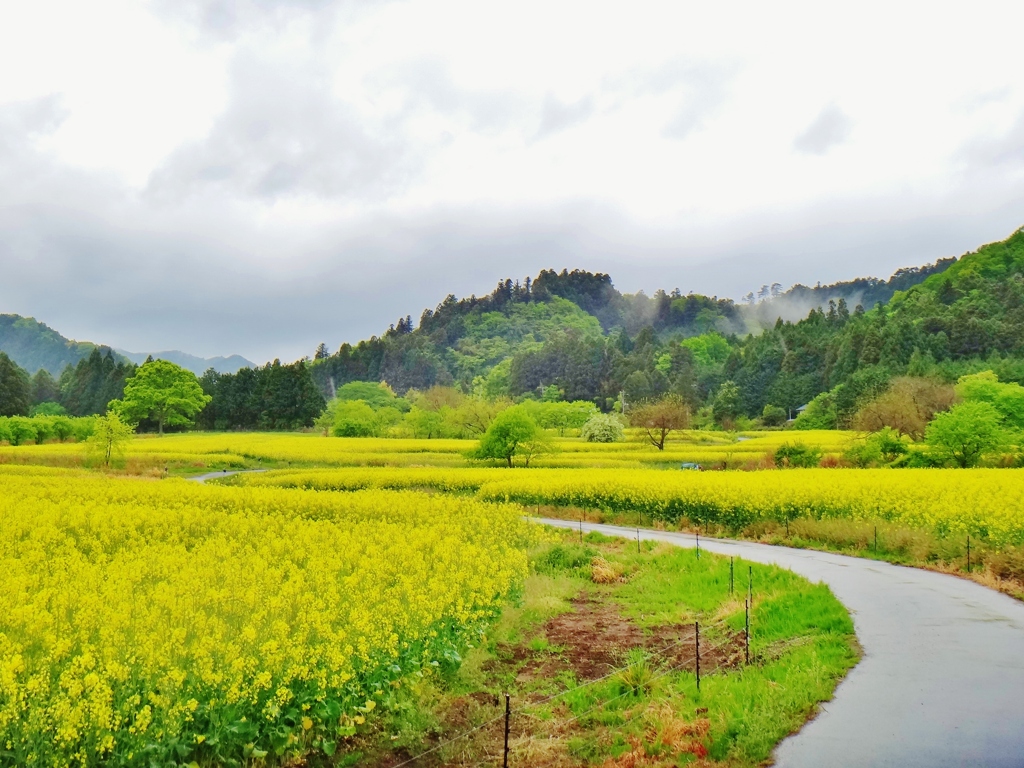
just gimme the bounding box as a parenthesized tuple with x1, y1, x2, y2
(591, 556, 625, 584)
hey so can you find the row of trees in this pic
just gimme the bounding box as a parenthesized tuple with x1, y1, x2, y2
(0, 349, 326, 433)
(835, 370, 1024, 468)
(197, 361, 324, 431)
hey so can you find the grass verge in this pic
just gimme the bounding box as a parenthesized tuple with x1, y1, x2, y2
(349, 528, 858, 767)
(543, 506, 1024, 603)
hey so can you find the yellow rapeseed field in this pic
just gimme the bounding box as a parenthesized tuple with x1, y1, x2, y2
(240, 465, 1024, 546)
(0, 467, 529, 766)
(0, 430, 858, 471)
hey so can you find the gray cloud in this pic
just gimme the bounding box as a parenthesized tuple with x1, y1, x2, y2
(793, 104, 853, 155)
(958, 109, 1024, 170)
(534, 94, 595, 140)
(3, 112, 1022, 366)
(659, 66, 734, 140)
(0, 94, 67, 145)
(145, 52, 414, 201)
(372, 56, 530, 136)
(597, 58, 736, 140)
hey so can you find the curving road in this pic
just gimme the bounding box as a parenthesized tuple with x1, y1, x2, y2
(538, 517, 1024, 768)
(186, 469, 265, 483)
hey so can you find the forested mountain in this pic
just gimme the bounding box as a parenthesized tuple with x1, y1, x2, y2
(0, 314, 253, 377)
(0, 315, 118, 376)
(740, 257, 958, 327)
(303, 231, 990, 424)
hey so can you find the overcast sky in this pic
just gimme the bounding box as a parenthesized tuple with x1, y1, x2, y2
(2, 0, 1023, 364)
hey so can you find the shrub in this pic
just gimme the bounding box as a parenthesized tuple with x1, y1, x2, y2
(774, 442, 823, 468)
(332, 400, 379, 437)
(761, 405, 788, 427)
(845, 428, 909, 467)
(7, 417, 38, 446)
(30, 402, 67, 417)
(580, 413, 625, 443)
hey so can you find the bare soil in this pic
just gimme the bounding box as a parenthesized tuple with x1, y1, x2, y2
(361, 591, 744, 768)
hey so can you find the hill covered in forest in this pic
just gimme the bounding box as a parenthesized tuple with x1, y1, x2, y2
(8, 225, 1023, 431)
(0, 315, 116, 376)
(304, 230, 1002, 426)
(0, 314, 253, 377)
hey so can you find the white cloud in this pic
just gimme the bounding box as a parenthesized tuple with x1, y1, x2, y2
(0, 0, 1023, 362)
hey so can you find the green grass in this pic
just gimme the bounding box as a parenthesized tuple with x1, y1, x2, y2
(545, 505, 1024, 603)
(355, 528, 858, 767)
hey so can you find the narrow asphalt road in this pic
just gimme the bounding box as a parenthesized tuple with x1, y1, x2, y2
(186, 469, 265, 483)
(539, 517, 1024, 768)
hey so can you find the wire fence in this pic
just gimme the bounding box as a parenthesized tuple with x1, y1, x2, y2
(387, 574, 757, 768)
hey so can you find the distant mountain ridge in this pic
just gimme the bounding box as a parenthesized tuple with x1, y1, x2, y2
(116, 349, 254, 376)
(0, 314, 252, 377)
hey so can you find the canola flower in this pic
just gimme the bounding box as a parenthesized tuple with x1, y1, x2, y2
(0, 467, 529, 766)
(0, 430, 857, 472)
(242, 466, 1024, 546)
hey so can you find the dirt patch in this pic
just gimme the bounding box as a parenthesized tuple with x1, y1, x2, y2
(521, 593, 745, 685)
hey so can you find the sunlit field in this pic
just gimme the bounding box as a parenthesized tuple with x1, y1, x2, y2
(3, 427, 1020, 764)
(0, 465, 529, 765)
(0, 462, 859, 767)
(236, 464, 1024, 546)
(0, 429, 858, 472)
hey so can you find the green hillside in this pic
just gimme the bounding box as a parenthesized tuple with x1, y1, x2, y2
(8, 225, 1015, 432)
(0, 315, 113, 376)
(302, 234, 979, 421)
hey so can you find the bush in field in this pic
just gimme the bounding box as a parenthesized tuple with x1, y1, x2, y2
(30, 402, 67, 417)
(580, 413, 625, 443)
(925, 401, 1008, 468)
(472, 407, 552, 467)
(845, 428, 909, 467)
(331, 400, 380, 437)
(761, 404, 788, 427)
(774, 442, 823, 468)
(7, 417, 38, 446)
(336, 380, 408, 411)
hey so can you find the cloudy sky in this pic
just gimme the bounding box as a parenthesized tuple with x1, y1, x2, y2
(2, 0, 1023, 364)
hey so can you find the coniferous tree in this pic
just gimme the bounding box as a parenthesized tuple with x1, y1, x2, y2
(0, 352, 32, 416)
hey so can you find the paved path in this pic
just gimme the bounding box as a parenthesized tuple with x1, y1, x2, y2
(186, 469, 265, 483)
(538, 518, 1024, 768)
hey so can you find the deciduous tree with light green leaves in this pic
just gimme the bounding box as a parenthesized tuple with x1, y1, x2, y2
(109, 359, 211, 434)
(86, 411, 135, 467)
(472, 406, 552, 467)
(955, 370, 1024, 430)
(925, 400, 1008, 468)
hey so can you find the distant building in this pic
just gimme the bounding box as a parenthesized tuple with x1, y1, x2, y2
(787, 404, 809, 423)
